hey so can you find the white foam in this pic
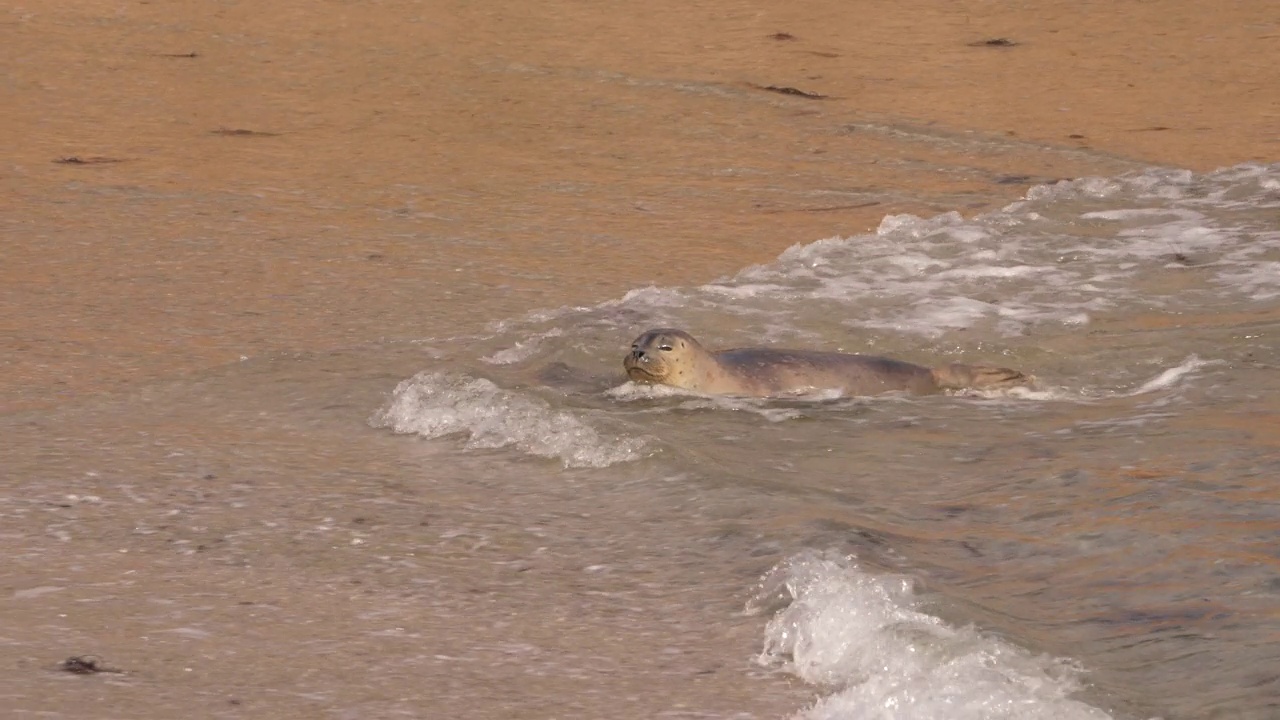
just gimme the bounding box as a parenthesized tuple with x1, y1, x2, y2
(680, 163, 1280, 340)
(677, 399, 807, 422)
(370, 372, 647, 468)
(482, 328, 565, 365)
(1214, 260, 1280, 301)
(1127, 356, 1214, 396)
(605, 381, 693, 401)
(617, 285, 691, 307)
(749, 551, 1115, 720)
(606, 382, 825, 421)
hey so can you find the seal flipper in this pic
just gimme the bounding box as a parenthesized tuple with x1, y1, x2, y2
(930, 363, 1031, 391)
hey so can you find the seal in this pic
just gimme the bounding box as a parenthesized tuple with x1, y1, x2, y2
(623, 328, 1030, 397)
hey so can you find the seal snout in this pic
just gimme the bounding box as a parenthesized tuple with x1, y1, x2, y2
(624, 334, 668, 383)
(624, 347, 654, 380)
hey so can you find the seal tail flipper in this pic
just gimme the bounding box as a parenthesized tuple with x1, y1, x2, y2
(930, 363, 1032, 391)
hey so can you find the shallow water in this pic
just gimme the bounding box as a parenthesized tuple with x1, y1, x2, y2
(366, 164, 1280, 719)
(7, 164, 1277, 719)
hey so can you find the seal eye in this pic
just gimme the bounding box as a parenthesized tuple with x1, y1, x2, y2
(659, 344, 673, 351)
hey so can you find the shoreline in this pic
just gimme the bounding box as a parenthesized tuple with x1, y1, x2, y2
(3, 1, 1277, 408)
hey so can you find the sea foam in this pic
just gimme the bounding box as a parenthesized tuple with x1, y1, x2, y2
(687, 164, 1280, 339)
(370, 372, 647, 468)
(750, 551, 1117, 720)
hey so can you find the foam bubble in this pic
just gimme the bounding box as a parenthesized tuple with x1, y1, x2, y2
(370, 372, 647, 468)
(749, 551, 1115, 720)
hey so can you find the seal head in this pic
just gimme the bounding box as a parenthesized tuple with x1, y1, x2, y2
(623, 328, 707, 390)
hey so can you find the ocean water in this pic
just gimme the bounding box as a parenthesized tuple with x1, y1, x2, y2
(372, 163, 1280, 719)
(6, 164, 1278, 719)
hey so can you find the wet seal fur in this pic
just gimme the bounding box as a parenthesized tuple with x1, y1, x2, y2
(623, 328, 1031, 397)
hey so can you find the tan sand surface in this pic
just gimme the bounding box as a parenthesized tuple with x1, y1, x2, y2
(3, 1, 1276, 408)
(2, 5, 1278, 718)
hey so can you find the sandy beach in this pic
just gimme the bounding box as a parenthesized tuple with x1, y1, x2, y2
(2, 4, 1279, 720)
(3, 0, 1277, 408)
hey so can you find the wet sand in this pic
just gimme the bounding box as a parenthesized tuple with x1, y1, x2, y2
(4, 0, 1277, 410)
